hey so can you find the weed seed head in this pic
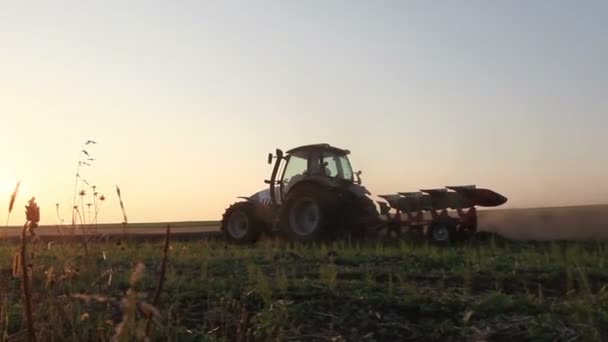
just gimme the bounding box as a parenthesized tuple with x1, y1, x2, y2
(8, 181, 21, 214)
(25, 197, 40, 227)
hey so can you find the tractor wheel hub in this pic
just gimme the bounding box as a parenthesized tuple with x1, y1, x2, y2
(227, 211, 249, 238)
(289, 198, 321, 236)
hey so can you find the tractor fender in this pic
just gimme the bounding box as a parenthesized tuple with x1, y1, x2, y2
(347, 183, 371, 197)
(232, 189, 275, 227)
(347, 183, 391, 218)
(242, 188, 274, 206)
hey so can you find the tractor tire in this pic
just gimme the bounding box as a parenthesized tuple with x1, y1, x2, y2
(221, 201, 263, 244)
(343, 194, 381, 239)
(278, 183, 342, 242)
(427, 219, 457, 245)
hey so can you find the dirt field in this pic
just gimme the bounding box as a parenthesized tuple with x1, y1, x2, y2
(2, 204, 607, 241)
(0, 221, 221, 241)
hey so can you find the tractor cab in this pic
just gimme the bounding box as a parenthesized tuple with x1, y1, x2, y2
(266, 144, 360, 205)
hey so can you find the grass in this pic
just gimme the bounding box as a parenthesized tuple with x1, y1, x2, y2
(1, 140, 606, 341)
(0, 233, 607, 341)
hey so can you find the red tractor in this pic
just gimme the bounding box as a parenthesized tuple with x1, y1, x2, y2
(220, 143, 507, 244)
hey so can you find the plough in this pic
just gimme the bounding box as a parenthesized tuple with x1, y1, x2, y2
(373, 185, 507, 241)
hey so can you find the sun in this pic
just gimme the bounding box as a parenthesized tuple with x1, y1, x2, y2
(0, 177, 32, 202)
(0, 170, 16, 195)
(1, 180, 15, 195)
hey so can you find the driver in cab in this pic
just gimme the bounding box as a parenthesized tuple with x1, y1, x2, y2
(284, 159, 332, 193)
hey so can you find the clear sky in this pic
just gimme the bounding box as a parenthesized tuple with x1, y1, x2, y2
(0, 1, 606, 225)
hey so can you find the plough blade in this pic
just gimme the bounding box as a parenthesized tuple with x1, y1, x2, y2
(446, 186, 507, 207)
(379, 185, 507, 212)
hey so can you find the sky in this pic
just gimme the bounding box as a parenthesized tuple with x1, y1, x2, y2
(0, 1, 606, 225)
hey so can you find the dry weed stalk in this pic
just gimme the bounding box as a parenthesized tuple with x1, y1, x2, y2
(0, 296, 6, 342)
(145, 224, 171, 337)
(93, 194, 106, 231)
(5, 181, 20, 227)
(115, 186, 128, 236)
(79, 190, 87, 227)
(21, 197, 39, 342)
(71, 167, 81, 226)
(66, 141, 110, 254)
(71, 139, 97, 226)
(71, 262, 161, 342)
(65, 141, 104, 258)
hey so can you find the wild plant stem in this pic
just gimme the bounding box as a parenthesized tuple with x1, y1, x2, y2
(0, 299, 2, 342)
(20, 222, 36, 342)
(93, 201, 104, 231)
(145, 224, 171, 337)
(93, 192, 98, 232)
(75, 208, 83, 228)
(71, 163, 80, 226)
(79, 195, 86, 228)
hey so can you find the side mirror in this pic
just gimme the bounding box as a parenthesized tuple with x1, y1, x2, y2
(355, 170, 362, 184)
(267, 153, 273, 164)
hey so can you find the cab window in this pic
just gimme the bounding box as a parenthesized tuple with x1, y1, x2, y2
(322, 152, 353, 180)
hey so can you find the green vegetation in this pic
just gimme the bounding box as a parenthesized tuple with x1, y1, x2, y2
(1, 233, 608, 341)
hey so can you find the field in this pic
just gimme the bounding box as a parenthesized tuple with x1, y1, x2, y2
(1, 204, 608, 341)
(3, 204, 608, 241)
(1, 230, 608, 341)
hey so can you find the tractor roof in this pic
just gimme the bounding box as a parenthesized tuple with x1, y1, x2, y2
(286, 143, 350, 155)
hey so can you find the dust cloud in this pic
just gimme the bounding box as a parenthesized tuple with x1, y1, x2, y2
(478, 204, 608, 241)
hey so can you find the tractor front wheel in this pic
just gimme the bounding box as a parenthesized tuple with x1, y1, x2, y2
(221, 201, 263, 244)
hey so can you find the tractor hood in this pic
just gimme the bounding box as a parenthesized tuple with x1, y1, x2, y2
(245, 188, 274, 206)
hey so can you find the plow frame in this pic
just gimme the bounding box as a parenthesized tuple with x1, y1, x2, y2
(372, 185, 504, 242)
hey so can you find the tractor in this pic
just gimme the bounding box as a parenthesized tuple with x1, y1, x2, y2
(220, 143, 507, 244)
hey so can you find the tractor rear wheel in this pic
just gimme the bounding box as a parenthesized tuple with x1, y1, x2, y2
(221, 201, 263, 244)
(343, 194, 382, 239)
(278, 183, 341, 242)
